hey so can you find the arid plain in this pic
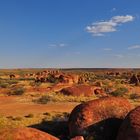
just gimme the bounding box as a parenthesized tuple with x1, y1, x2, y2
(0, 68, 140, 140)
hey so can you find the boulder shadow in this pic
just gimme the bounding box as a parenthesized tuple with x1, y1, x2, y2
(85, 118, 123, 140)
(29, 118, 123, 140)
(29, 120, 69, 140)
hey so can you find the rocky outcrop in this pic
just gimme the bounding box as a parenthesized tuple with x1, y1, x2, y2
(68, 97, 132, 139)
(0, 127, 59, 140)
(117, 106, 140, 140)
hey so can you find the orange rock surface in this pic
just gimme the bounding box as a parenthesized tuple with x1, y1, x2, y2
(117, 106, 140, 140)
(0, 127, 59, 140)
(68, 97, 132, 138)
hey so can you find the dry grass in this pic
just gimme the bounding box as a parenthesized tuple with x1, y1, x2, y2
(0, 112, 69, 129)
(34, 92, 97, 104)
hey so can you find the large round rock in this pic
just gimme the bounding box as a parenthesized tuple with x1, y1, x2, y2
(117, 106, 140, 140)
(68, 97, 132, 139)
(0, 127, 59, 140)
(60, 85, 94, 96)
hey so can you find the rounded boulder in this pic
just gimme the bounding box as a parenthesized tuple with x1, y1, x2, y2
(68, 97, 132, 139)
(60, 85, 94, 96)
(117, 106, 140, 140)
(0, 127, 59, 140)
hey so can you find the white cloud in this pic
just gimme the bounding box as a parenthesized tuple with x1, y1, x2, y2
(59, 43, 66, 47)
(113, 54, 124, 58)
(48, 43, 67, 48)
(128, 45, 140, 50)
(111, 8, 116, 12)
(103, 48, 112, 51)
(86, 15, 134, 36)
(111, 15, 134, 23)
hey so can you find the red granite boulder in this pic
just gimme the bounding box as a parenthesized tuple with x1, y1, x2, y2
(60, 85, 94, 96)
(0, 127, 59, 140)
(117, 106, 140, 140)
(68, 97, 132, 139)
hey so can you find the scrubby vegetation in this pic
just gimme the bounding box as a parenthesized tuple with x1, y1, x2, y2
(35, 92, 97, 104)
(0, 83, 9, 88)
(9, 87, 25, 96)
(0, 112, 69, 129)
(110, 87, 128, 97)
(0, 69, 140, 139)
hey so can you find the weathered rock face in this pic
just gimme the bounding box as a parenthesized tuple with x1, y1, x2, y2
(117, 106, 140, 140)
(60, 85, 94, 97)
(68, 97, 132, 139)
(0, 127, 59, 140)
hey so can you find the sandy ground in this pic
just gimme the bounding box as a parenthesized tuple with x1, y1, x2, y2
(0, 96, 79, 116)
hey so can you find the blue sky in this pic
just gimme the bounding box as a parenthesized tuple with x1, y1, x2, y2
(0, 0, 140, 68)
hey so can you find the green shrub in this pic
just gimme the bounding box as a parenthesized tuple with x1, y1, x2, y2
(111, 87, 128, 97)
(0, 83, 9, 88)
(11, 87, 25, 95)
(7, 80, 18, 85)
(36, 95, 51, 104)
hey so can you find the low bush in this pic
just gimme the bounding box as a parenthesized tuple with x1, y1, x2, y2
(7, 80, 19, 85)
(34, 92, 96, 104)
(10, 87, 25, 95)
(0, 83, 9, 88)
(42, 112, 69, 122)
(110, 87, 128, 97)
